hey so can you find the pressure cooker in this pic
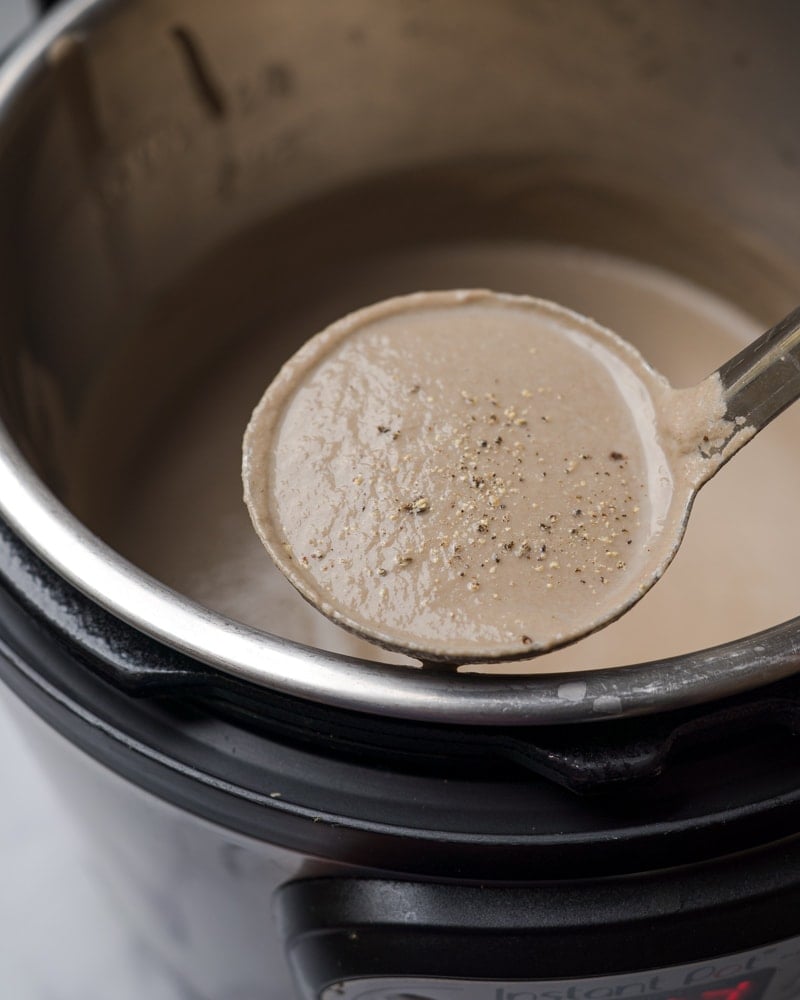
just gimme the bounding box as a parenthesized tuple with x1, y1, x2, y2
(2, 1, 800, 998)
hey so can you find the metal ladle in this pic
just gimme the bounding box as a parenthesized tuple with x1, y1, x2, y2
(242, 292, 800, 665)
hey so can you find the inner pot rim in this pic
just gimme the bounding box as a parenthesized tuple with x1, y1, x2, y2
(5, 424, 800, 727)
(1, 0, 799, 727)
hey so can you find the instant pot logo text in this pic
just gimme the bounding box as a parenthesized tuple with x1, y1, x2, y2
(487, 975, 766, 999)
(488, 979, 668, 1000)
(339, 960, 777, 1000)
(328, 937, 800, 1000)
(485, 955, 769, 998)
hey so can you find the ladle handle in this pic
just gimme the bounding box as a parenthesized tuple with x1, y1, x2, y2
(717, 305, 800, 432)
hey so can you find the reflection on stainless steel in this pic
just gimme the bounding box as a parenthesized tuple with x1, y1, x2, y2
(0, 0, 799, 723)
(719, 305, 800, 432)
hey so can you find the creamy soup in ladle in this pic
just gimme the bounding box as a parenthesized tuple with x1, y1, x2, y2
(243, 290, 744, 661)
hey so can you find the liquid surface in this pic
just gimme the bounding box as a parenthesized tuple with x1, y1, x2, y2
(244, 291, 691, 660)
(101, 242, 800, 672)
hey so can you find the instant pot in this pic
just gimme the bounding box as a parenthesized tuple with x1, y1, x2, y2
(2, 2, 800, 998)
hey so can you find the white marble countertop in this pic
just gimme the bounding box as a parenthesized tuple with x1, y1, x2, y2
(0, 696, 192, 1000)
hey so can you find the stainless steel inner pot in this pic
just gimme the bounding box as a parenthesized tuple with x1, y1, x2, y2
(1, 0, 799, 724)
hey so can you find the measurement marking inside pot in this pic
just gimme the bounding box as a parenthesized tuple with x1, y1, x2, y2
(46, 34, 105, 155)
(170, 25, 228, 120)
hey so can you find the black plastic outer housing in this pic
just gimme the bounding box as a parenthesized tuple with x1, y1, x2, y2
(4, 514, 800, 990)
(3, 515, 800, 878)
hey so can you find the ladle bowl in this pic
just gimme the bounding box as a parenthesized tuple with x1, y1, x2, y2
(243, 291, 800, 664)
